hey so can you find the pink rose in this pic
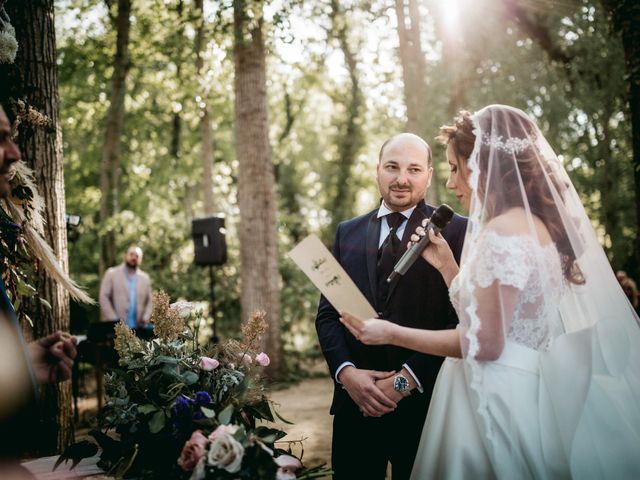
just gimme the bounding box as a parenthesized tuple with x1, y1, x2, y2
(275, 454, 303, 480)
(178, 430, 208, 472)
(241, 353, 253, 366)
(255, 352, 270, 367)
(199, 356, 220, 371)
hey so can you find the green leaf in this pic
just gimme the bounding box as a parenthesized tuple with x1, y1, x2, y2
(245, 398, 274, 422)
(16, 280, 36, 297)
(153, 356, 179, 365)
(201, 406, 216, 418)
(160, 364, 181, 379)
(148, 410, 165, 434)
(217, 404, 234, 425)
(181, 371, 199, 385)
(137, 404, 158, 415)
(254, 426, 286, 444)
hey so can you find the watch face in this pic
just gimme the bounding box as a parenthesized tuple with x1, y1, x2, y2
(394, 374, 409, 392)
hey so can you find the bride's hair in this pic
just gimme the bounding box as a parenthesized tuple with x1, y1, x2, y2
(437, 110, 583, 284)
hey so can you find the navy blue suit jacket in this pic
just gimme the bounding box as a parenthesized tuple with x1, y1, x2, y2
(315, 200, 467, 414)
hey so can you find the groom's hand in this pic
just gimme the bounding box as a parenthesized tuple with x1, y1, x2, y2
(376, 368, 417, 403)
(338, 366, 397, 417)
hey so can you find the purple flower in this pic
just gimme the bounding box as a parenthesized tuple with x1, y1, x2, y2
(174, 394, 191, 415)
(192, 411, 204, 421)
(194, 391, 212, 406)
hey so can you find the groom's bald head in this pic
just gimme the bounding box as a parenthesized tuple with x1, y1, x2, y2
(378, 133, 432, 167)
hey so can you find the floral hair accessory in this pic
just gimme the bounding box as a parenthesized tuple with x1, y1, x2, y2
(483, 133, 533, 155)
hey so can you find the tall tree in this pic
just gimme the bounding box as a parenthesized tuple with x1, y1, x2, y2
(1, 0, 73, 453)
(233, 0, 285, 378)
(170, 0, 185, 163)
(601, 0, 640, 269)
(99, 0, 131, 274)
(325, 0, 365, 240)
(195, 0, 216, 215)
(394, 0, 439, 203)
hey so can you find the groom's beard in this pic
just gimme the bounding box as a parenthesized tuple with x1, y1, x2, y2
(125, 261, 138, 270)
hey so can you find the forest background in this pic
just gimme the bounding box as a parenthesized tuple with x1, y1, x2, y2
(0, 0, 638, 454)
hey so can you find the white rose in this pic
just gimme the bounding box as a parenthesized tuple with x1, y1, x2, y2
(206, 431, 245, 474)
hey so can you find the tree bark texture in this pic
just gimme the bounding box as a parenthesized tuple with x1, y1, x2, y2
(394, 0, 439, 203)
(99, 0, 131, 275)
(195, 0, 216, 216)
(233, 0, 285, 379)
(2, 0, 73, 454)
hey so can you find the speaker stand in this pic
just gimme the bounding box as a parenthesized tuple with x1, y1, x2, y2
(209, 264, 219, 343)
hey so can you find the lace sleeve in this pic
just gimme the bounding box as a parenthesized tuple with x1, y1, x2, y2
(472, 230, 534, 291)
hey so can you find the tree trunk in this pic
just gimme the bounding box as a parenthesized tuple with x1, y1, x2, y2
(195, 0, 216, 215)
(394, 0, 439, 203)
(233, 0, 284, 379)
(99, 0, 131, 275)
(325, 0, 364, 240)
(171, 108, 181, 160)
(601, 0, 640, 270)
(2, 0, 73, 454)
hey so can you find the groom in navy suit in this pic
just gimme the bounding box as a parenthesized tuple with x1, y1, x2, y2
(316, 133, 467, 479)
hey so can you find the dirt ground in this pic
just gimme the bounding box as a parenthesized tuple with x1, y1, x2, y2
(263, 376, 334, 468)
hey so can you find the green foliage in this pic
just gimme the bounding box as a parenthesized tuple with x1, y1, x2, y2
(87, 294, 330, 478)
(56, 0, 637, 375)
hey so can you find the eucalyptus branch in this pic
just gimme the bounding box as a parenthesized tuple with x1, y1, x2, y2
(275, 436, 309, 445)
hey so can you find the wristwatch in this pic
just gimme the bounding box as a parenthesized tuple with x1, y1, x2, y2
(393, 373, 411, 397)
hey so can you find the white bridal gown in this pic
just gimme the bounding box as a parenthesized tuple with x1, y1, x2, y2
(410, 231, 640, 479)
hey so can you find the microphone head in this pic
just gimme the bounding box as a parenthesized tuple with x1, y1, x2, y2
(431, 204, 454, 229)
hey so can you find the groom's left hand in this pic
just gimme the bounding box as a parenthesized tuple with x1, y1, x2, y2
(375, 367, 417, 404)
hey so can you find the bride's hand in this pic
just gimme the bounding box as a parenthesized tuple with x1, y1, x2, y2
(340, 312, 394, 345)
(410, 220, 459, 285)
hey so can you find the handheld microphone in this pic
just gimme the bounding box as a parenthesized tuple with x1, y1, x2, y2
(387, 204, 455, 283)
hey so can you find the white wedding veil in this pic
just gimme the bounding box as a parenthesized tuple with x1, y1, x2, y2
(453, 104, 640, 478)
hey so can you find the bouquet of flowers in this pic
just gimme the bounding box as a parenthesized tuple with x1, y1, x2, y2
(65, 291, 330, 479)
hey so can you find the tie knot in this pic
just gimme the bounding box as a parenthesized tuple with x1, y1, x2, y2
(386, 212, 405, 231)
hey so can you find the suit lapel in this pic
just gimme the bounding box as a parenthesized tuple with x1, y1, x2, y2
(386, 201, 433, 301)
(366, 213, 381, 307)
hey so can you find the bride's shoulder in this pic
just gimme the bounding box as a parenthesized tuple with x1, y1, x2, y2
(484, 208, 552, 245)
(484, 208, 529, 236)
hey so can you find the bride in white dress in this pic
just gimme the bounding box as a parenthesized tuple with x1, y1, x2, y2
(342, 104, 640, 479)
